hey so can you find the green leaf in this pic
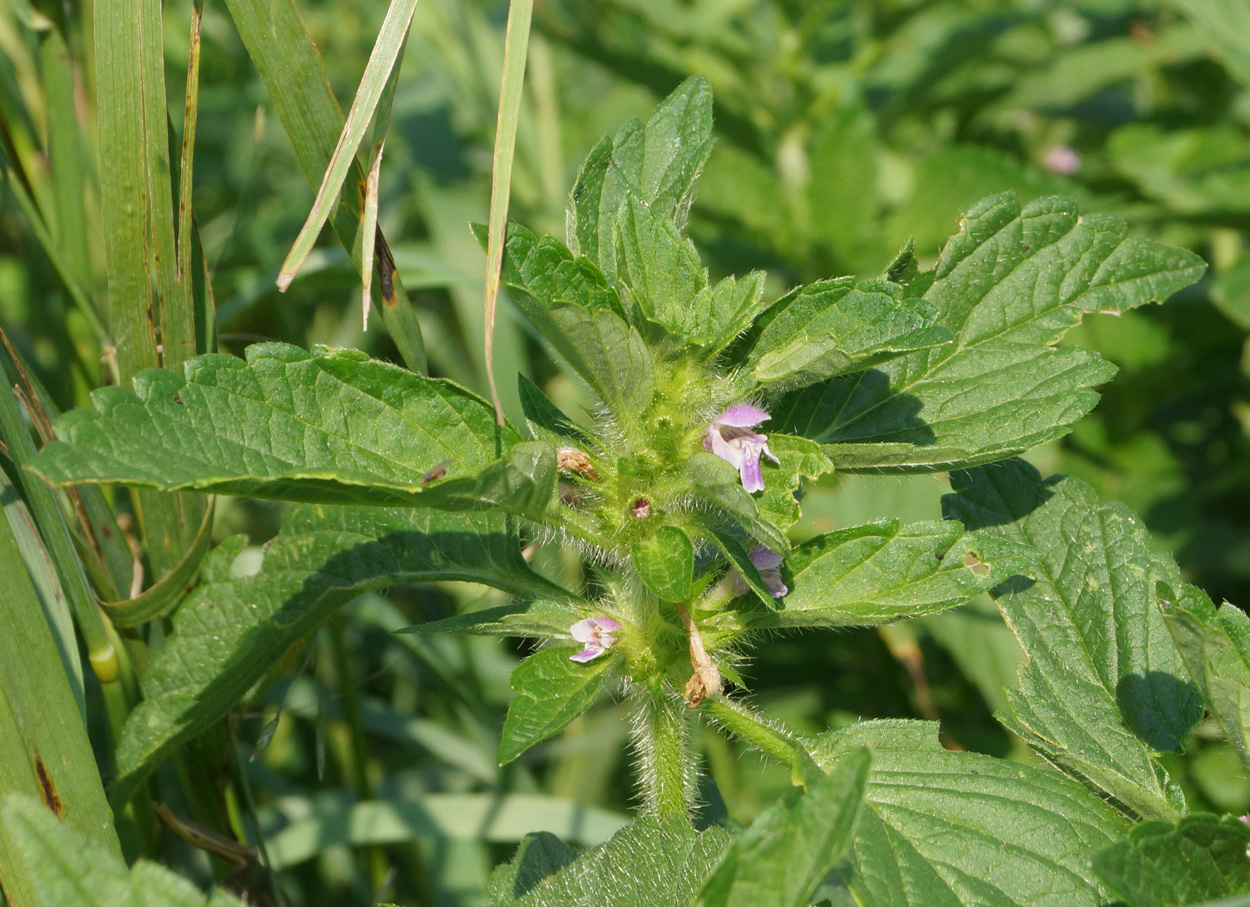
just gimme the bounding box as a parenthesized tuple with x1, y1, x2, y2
(697, 748, 870, 907)
(685, 453, 788, 555)
(808, 101, 885, 275)
(276, 0, 419, 288)
(613, 197, 710, 334)
(752, 434, 835, 536)
(477, 222, 625, 320)
(750, 518, 1034, 630)
(1, 794, 246, 907)
(28, 344, 558, 515)
(1161, 584, 1250, 774)
(746, 278, 951, 389)
(399, 600, 581, 640)
(813, 720, 1129, 907)
(1093, 813, 1250, 907)
(632, 526, 695, 603)
(944, 460, 1204, 820)
(518, 375, 597, 447)
(776, 193, 1207, 472)
(707, 528, 779, 609)
(111, 505, 576, 805)
(490, 817, 732, 907)
(499, 647, 613, 765)
(567, 76, 714, 281)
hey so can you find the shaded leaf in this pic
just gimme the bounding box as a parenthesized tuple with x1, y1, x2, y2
(1, 794, 246, 907)
(1162, 584, 1250, 774)
(111, 505, 576, 804)
(945, 459, 1203, 820)
(776, 193, 1206, 472)
(499, 647, 613, 765)
(813, 720, 1129, 907)
(698, 748, 870, 907)
(490, 817, 732, 907)
(685, 453, 788, 555)
(400, 600, 580, 640)
(1093, 813, 1250, 907)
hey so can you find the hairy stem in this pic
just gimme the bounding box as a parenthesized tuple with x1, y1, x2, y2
(631, 684, 694, 819)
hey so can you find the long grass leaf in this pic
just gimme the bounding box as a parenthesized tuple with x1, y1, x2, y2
(482, 0, 534, 425)
(225, 0, 427, 372)
(276, 0, 420, 290)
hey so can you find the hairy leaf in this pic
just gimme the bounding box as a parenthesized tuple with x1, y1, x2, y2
(1092, 813, 1250, 907)
(1162, 584, 1250, 773)
(490, 817, 732, 907)
(111, 505, 576, 804)
(499, 647, 613, 765)
(750, 518, 1034, 629)
(814, 721, 1128, 907)
(633, 526, 695, 603)
(567, 76, 714, 282)
(945, 460, 1203, 820)
(698, 748, 870, 907)
(775, 193, 1206, 472)
(29, 344, 554, 513)
(685, 453, 788, 554)
(746, 278, 951, 389)
(1, 794, 246, 906)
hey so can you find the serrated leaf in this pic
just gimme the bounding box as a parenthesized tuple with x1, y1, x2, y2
(478, 222, 626, 320)
(111, 505, 577, 805)
(632, 526, 695, 603)
(944, 459, 1204, 820)
(1092, 813, 1250, 907)
(775, 193, 1207, 472)
(614, 196, 706, 330)
(697, 748, 870, 907)
(753, 434, 835, 535)
(490, 817, 732, 907)
(746, 278, 951, 389)
(546, 305, 655, 421)
(749, 518, 1034, 630)
(1161, 584, 1250, 773)
(1, 794, 247, 906)
(685, 453, 788, 555)
(813, 720, 1129, 907)
(567, 76, 714, 281)
(28, 343, 552, 513)
(499, 647, 613, 765)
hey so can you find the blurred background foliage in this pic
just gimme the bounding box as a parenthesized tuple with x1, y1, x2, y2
(2, 0, 1249, 903)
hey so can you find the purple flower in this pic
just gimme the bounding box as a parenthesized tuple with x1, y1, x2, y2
(704, 405, 779, 493)
(569, 617, 622, 663)
(730, 545, 788, 599)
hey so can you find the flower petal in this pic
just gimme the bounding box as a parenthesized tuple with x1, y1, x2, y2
(713, 404, 770, 428)
(569, 646, 604, 663)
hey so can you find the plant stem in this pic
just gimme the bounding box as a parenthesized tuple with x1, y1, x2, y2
(631, 684, 692, 819)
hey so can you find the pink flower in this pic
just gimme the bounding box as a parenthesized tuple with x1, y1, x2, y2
(569, 617, 622, 663)
(704, 404, 779, 493)
(730, 545, 788, 599)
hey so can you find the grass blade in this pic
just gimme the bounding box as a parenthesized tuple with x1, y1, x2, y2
(225, 0, 427, 372)
(483, 0, 534, 424)
(276, 0, 420, 291)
